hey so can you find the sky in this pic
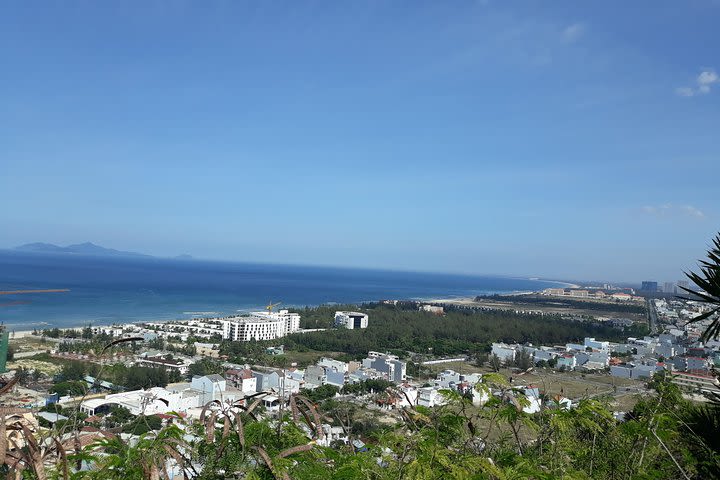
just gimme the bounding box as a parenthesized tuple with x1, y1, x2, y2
(1, 1, 719, 283)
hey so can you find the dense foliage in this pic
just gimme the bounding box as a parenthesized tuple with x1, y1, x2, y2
(261, 303, 641, 358)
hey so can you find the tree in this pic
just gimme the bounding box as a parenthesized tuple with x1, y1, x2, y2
(188, 358, 223, 377)
(82, 324, 94, 339)
(474, 352, 488, 367)
(489, 353, 502, 372)
(122, 415, 163, 435)
(168, 369, 182, 383)
(681, 232, 720, 342)
(60, 361, 87, 381)
(301, 384, 339, 402)
(105, 406, 134, 428)
(514, 348, 532, 370)
(51, 380, 86, 396)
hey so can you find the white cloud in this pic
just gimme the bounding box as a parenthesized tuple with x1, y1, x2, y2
(677, 69, 718, 97)
(563, 23, 585, 43)
(641, 203, 705, 219)
(698, 70, 719, 85)
(681, 205, 705, 218)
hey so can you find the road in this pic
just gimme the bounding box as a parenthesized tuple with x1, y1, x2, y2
(646, 298, 659, 333)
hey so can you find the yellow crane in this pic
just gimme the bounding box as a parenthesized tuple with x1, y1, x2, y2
(266, 301, 282, 313)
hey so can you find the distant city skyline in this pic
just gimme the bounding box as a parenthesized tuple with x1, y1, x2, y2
(1, 2, 718, 282)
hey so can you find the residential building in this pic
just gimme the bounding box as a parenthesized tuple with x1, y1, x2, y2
(491, 343, 517, 363)
(556, 354, 577, 370)
(686, 357, 710, 373)
(304, 365, 327, 387)
(317, 357, 348, 373)
(135, 354, 191, 375)
(584, 337, 609, 351)
(225, 369, 257, 393)
(362, 352, 406, 383)
(79, 375, 242, 416)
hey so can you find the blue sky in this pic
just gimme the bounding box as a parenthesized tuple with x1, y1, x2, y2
(1, 1, 718, 283)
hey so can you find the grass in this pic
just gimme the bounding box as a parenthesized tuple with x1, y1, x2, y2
(7, 359, 62, 376)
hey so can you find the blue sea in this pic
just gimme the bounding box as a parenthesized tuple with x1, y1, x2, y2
(0, 252, 569, 331)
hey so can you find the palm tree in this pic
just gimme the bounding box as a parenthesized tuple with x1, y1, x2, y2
(680, 233, 720, 342)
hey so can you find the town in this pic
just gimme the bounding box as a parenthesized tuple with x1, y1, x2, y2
(2, 286, 718, 471)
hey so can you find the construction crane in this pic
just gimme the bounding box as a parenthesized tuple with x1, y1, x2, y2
(266, 301, 282, 313)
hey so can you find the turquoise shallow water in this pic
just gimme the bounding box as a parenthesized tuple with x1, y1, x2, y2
(0, 251, 568, 330)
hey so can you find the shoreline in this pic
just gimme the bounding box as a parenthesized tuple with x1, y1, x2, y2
(5, 283, 577, 335)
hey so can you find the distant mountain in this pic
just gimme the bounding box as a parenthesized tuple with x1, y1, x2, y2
(14, 242, 151, 258)
(174, 254, 194, 260)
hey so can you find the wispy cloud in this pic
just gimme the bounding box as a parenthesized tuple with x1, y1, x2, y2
(562, 23, 585, 43)
(676, 69, 718, 97)
(641, 204, 705, 219)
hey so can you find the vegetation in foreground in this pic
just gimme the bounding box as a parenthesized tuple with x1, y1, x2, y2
(1, 373, 719, 479)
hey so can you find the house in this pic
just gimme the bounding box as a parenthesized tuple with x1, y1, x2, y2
(632, 364, 657, 379)
(325, 370, 346, 388)
(686, 357, 710, 373)
(491, 343, 517, 363)
(434, 369, 462, 389)
(317, 357, 348, 373)
(418, 386, 447, 407)
(565, 342, 586, 352)
(584, 338, 609, 351)
(135, 354, 191, 375)
(79, 375, 242, 416)
(304, 365, 327, 387)
(556, 354, 577, 370)
(362, 352, 406, 383)
(610, 365, 633, 378)
(225, 369, 257, 394)
(261, 395, 281, 412)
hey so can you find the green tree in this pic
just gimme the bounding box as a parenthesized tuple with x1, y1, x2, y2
(188, 358, 224, 377)
(681, 232, 720, 341)
(60, 360, 87, 381)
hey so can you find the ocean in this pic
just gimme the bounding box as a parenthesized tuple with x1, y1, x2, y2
(0, 252, 568, 330)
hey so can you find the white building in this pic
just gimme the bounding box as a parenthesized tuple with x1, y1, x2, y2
(334, 311, 368, 329)
(584, 337, 609, 351)
(79, 375, 242, 416)
(135, 354, 191, 375)
(225, 369, 258, 394)
(362, 352, 406, 383)
(420, 305, 444, 314)
(317, 357, 349, 373)
(221, 310, 301, 341)
(491, 343, 517, 363)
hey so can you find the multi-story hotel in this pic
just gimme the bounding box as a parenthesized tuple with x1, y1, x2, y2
(221, 309, 301, 341)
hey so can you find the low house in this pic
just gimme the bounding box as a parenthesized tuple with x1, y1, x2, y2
(491, 343, 517, 363)
(556, 354, 577, 370)
(225, 369, 257, 394)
